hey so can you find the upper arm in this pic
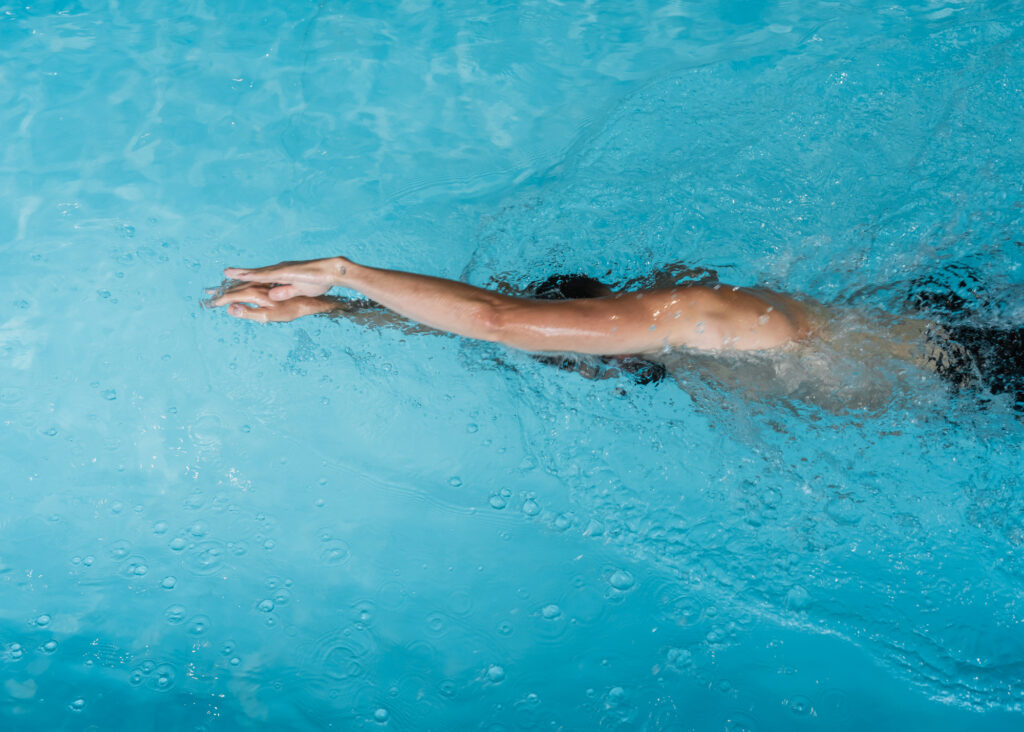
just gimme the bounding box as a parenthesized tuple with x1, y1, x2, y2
(484, 285, 803, 354)
(484, 290, 701, 355)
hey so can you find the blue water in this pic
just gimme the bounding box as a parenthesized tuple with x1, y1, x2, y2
(2, 0, 1024, 729)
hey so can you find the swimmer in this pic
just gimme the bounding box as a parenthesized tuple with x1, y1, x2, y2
(207, 256, 1023, 407)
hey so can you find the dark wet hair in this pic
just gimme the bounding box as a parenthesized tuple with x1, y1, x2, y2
(530, 273, 610, 301)
(908, 264, 1023, 410)
(527, 273, 666, 386)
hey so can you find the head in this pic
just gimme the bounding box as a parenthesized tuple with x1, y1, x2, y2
(527, 273, 666, 386)
(528, 273, 613, 301)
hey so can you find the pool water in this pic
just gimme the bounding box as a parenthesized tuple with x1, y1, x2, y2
(2, 0, 1024, 729)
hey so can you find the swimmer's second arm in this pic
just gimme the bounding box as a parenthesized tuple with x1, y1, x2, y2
(221, 256, 713, 354)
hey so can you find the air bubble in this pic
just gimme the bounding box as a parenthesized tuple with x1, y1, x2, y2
(118, 557, 149, 578)
(102, 389, 117, 401)
(187, 615, 211, 635)
(489, 495, 507, 510)
(788, 696, 812, 715)
(319, 540, 349, 564)
(541, 604, 562, 620)
(374, 708, 389, 723)
(786, 586, 811, 610)
(608, 570, 635, 591)
(153, 521, 168, 534)
(522, 499, 540, 516)
(35, 614, 51, 627)
(153, 667, 174, 690)
(257, 599, 275, 613)
(188, 542, 226, 575)
(68, 698, 85, 712)
(161, 576, 177, 589)
(448, 476, 462, 487)
(425, 613, 447, 635)
(168, 537, 187, 551)
(42, 640, 58, 654)
(487, 664, 506, 683)
(164, 605, 187, 624)
(109, 540, 131, 559)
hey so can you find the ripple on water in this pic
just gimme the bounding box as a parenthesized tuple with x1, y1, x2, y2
(319, 539, 351, 565)
(445, 589, 473, 617)
(186, 541, 226, 575)
(118, 556, 149, 579)
(186, 615, 211, 635)
(129, 660, 177, 692)
(108, 540, 132, 560)
(188, 413, 223, 450)
(653, 582, 706, 628)
(607, 569, 635, 592)
(377, 581, 407, 610)
(164, 605, 187, 624)
(424, 612, 450, 639)
(723, 714, 759, 732)
(534, 604, 569, 644)
(307, 626, 376, 683)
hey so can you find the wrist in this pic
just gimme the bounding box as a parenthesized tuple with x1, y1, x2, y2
(331, 256, 358, 287)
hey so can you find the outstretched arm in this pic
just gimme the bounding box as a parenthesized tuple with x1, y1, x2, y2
(217, 256, 805, 353)
(219, 257, 677, 354)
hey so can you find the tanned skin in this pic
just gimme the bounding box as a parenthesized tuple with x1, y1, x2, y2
(208, 256, 812, 355)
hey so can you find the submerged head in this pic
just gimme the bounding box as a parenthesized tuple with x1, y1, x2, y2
(529, 273, 613, 301)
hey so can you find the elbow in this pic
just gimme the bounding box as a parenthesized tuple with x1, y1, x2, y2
(471, 299, 511, 343)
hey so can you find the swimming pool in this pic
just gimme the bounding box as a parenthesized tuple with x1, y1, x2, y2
(2, 0, 1023, 728)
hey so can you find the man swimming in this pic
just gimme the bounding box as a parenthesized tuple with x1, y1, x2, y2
(208, 256, 1022, 409)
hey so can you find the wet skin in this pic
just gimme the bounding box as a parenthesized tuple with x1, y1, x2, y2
(209, 256, 811, 356)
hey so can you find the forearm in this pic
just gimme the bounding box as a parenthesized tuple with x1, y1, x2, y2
(334, 259, 512, 342)
(319, 295, 437, 333)
(332, 258, 663, 354)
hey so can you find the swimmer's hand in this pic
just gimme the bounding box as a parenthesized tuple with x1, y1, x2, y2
(207, 282, 341, 323)
(224, 257, 350, 300)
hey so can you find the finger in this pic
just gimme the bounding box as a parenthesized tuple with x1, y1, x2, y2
(207, 279, 264, 301)
(213, 287, 274, 307)
(271, 282, 332, 299)
(268, 285, 297, 301)
(224, 267, 281, 283)
(227, 303, 268, 322)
